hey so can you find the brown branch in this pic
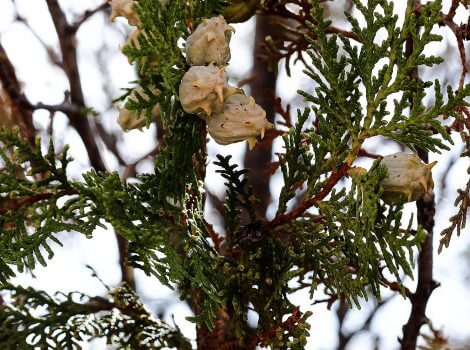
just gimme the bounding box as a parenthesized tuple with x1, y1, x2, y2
(0, 41, 36, 146)
(325, 26, 361, 42)
(335, 298, 350, 350)
(380, 273, 413, 298)
(14, 13, 62, 68)
(261, 161, 351, 232)
(312, 293, 338, 309)
(70, 2, 110, 33)
(95, 122, 126, 167)
(244, 14, 278, 218)
(400, 187, 440, 350)
(0, 188, 78, 215)
(116, 234, 136, 291)
(400, 6, 440, 347)
(439, 13, 469, 88)
(45, 0, 106, 172)
(446, 0, 460, 21)
(32, 101, 84, 115)
(0, 79, 85, 117)
(249, 307, 302, 348)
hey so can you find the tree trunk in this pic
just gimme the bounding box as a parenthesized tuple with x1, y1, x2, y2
(244, 14, 278, 218)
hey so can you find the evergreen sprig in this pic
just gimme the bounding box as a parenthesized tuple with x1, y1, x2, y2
(273, 0, 459, 304)
(0, 126, 223, 330)
(72, 170, 225, 330)
(0, 128, 81, 283)
(439, 131, 470, 252)
(317, 162, 426, 303)
(277, 108, 313, 214)
(214, 154, 256, 239)
(0, 283, 192, 350)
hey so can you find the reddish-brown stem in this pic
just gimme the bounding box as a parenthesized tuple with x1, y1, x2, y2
(262, 162, 351, 232)
(439, 13, 469, 88)
(116, 234, 136, 290)
(400, 155, 440, 349)
(249, 307, 302, 348)
(0, 188, 78, 215)
(446, 0, 460, 21)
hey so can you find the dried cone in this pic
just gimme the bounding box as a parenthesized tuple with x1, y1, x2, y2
(222, 0, 260, 23)
(109, 0, 140, 26)
(123, 29, 159, 67)
(380, 152, 437, 205)
(179, 64, 232, 117)
(117, 86, 160, 132)
(207, 91, 272, 149)
(125, 28, 143, 50)
(185, 15, 235, 66)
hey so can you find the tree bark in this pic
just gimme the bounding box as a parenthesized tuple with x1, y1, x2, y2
(400, 3, 439, 346)
(244, 14, 278, 218)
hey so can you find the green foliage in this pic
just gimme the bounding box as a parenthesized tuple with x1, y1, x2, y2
(0, 282, 192, 349)
(153, 117, 206, 204)
(280, 0, 469, 304)
(0, 126, 224, 331)
(301, 0, 468, 156)
(120, 0, 228, 205)
(0, 127, 95, 283)
(317, 162, 426, 303)
(72, 170, 225, 330)
(439, 130, 470, 252)
(277, 108, 313, 214)
(219, 233, 313, 347)
(214, 154, 256, 239)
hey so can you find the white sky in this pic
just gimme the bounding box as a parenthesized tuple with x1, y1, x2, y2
(0, 0, 469, 349)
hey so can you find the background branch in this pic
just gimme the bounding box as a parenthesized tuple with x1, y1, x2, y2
(0, 42, 36, 146)
(44, 0, 135, 290)
(400, 2, 440, 347)
(45, 0, 106, 172)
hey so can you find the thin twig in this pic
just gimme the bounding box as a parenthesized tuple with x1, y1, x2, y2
(45, 0, 107, 172)
(0, 188, 78, 215)
(70, 2, 110, 33)
(261, 162, 351, 232)
(14, 13, 62, 67)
